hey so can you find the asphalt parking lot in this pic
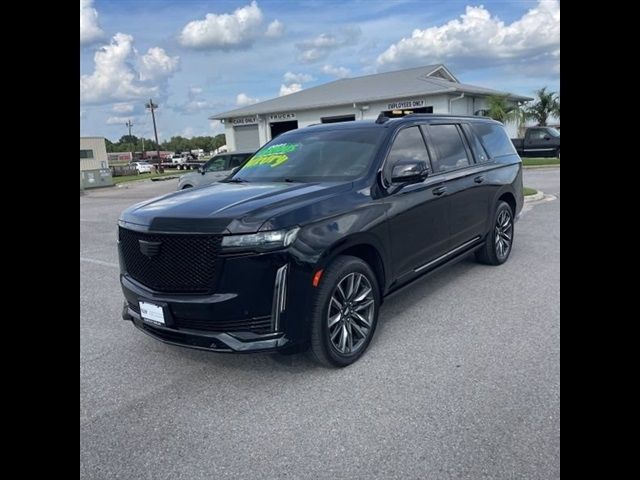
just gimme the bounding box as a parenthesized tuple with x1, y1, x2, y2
(80, 168, 560, 480)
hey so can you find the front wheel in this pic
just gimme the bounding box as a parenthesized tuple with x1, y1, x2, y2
(476, 201, 514, 266)
(309, 256, 380, 368)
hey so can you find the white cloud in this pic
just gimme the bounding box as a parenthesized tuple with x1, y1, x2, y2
(179, 1, 264, 49)
(106, 116, 132, 125)
(265, 19, 284, 37)
(283, 72, 314, 84)
(376, 0, 560, 71)
(80, 109, 86, 119)
(210, 120, 225, 135)
(322, 65, 351, 78)
(189, 86, 203, 95)
(296, 27, 361, 63)
(236, 93, 259, 106)
(139, 47, 179, 81)
(112, 103, 134, 113)
(80, 0, 104, 45)
(80, 33, 179, 105)
(279, 83, 302, 96)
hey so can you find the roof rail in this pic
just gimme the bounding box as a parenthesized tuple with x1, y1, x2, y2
(375, 113, 389, 124)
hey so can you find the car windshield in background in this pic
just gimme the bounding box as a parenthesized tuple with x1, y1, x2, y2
(547, 128, 560, 137)
(231, 128, 383, 182)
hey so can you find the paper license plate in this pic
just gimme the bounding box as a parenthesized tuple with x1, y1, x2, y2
(139, 301, 165, 325)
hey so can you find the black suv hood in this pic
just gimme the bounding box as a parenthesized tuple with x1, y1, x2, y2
(119, 181, 353, 234)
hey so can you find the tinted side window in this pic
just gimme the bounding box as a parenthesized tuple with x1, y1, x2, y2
(205, 157, 226, 172)
(428, 124, 470, 172)
(228, 155, 249, 169)
(528, 129, 547, 140)
(461, 124, 489, 163)
(472, 123, 517, 158)
(385, 126, 430, 179)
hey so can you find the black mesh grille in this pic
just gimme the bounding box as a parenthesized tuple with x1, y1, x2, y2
(119, 227, 222, 293)
(174, 316, 272, 334)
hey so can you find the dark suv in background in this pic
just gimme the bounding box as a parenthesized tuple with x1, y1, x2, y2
(119, 115, 523, 367)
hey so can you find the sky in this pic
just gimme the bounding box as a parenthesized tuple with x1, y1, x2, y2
(80, 0, 560, 142)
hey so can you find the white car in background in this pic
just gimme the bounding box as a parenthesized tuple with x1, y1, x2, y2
(132, 161, 153, 174)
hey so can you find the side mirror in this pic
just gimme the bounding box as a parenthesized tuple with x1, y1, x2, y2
(544, 135, 551, 140)
(199, 166, 205, 175)
(391, 160, 429, 185)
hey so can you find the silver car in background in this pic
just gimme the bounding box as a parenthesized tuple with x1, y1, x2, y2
(177, 151, 254, 190)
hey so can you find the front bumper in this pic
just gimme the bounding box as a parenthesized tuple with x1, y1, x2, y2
(119, 248, 314, 353)
(123, 302, 289, 353)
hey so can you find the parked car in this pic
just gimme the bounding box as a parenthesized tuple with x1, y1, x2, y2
(119, 115, 523, 367)
(177, 151, 255, 189)
(131, 161, 153, 174)
(511, 126, 560, 159)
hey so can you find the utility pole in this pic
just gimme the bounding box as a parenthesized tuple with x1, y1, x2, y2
(145, 99, 163, 173)
(125, 120, 134, 161)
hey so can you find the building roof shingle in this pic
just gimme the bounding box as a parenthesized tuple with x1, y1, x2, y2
(210, 64, 533, 119)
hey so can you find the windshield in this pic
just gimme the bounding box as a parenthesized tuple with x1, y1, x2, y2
(547, 127, 560, 137)
(231, 128, 383, 182)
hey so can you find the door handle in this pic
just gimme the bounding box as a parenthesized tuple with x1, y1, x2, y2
(474, 175, 485, 183)
(432, 186, 447, 196)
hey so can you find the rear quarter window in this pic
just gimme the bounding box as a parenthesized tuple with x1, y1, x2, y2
(471, 123, 517, 158)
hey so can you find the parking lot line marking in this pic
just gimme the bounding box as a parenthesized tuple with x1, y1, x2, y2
(80, 257, 119, 268)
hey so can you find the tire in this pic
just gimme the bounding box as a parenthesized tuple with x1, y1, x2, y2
(557, 148, 560, 160)
(309, 255, 380, 368)
(475, 201, 514, 266)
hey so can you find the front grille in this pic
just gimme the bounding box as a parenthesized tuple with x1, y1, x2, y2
(174, 316, 272, 334)
(119, 227, 222, 294)
(128, 302, 271, 334)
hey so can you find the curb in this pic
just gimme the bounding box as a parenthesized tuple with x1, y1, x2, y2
(523, 164, 560, 169)
(524, 190, 545, 202)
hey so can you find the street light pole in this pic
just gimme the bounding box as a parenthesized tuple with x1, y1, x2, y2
(145, 99, 162, 173)
(125, 120, 134, 161)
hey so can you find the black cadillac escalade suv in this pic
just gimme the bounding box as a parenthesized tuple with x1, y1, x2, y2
(119, 114, 523, 367)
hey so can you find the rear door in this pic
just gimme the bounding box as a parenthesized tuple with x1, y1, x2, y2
(423, 123, 487, 250)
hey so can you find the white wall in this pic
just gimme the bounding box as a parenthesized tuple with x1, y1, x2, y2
(223, 93, 524, 147)
(80, 137, 108, 171)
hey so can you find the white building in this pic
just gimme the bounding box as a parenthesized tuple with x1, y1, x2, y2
(80, 137, 113, 189)
(210, 64, 532, 151)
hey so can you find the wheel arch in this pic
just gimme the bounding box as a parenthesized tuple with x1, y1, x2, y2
(319, 235, 389, 299)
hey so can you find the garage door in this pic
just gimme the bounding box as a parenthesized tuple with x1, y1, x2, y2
(233, 125, 260, 151)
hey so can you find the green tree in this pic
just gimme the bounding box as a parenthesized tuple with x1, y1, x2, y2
(485, 95, 530, 136)
(525, 87, 560, 126)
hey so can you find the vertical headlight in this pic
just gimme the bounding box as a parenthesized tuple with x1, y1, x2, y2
(221, 227, 300, 251)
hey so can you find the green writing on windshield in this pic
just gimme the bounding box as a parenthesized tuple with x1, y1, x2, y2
(244, 143, 299, 168)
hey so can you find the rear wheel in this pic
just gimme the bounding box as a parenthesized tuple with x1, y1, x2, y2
(475, 201, 514, 266)
(309, 256, 380, 368)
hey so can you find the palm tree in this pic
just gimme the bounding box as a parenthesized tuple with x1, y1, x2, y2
(485, 95, 529, 136)
(526, 87, 560, 126)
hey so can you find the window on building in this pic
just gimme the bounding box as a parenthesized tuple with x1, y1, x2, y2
(471, 123, 517, 158)
(320, 115, 356, 124)
(384, 126, 430, 180)
(428, 124, 471, 172)
(80, 149, 94, 159)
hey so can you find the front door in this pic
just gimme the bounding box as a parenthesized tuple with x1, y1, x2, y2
(383, 126, 450, 281)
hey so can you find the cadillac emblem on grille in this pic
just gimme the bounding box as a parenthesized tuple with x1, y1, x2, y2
(138, 239, 162, 257)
